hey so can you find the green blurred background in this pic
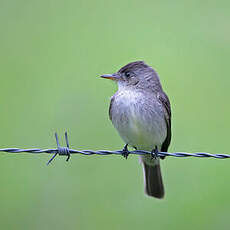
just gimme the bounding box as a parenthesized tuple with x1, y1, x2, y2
(0, 0, 230, 229)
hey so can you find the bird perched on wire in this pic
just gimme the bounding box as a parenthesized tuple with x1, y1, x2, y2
(101, 61, 171, 199)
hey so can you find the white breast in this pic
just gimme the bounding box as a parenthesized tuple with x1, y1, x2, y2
(110, 89, 167, 151)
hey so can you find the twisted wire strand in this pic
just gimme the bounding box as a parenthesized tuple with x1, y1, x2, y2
(1, 148, 230, 158)
(0, 132, 229, 165)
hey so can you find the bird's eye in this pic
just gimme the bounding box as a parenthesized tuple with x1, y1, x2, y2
(125, 72, 131, 78)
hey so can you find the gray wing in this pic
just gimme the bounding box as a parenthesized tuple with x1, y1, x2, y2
(109, 96, 115, 121)
(157, 91, 171, 152)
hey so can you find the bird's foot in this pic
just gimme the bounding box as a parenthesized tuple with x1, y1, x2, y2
(121, 144, 129, 159)
(151, 146, 159, 159)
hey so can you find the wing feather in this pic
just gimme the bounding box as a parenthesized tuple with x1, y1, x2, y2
(109, 96, 115, 121)
(157, 92, 171, 153)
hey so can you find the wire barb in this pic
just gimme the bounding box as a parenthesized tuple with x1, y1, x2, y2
(47, 132, 70, 165)
(0, 132, 230, 164)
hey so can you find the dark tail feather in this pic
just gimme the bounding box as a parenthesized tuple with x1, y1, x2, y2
(143, 161, 164, 199)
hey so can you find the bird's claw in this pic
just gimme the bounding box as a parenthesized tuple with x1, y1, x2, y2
(151, 146, 159, 159)
(121, 144, 129, 159)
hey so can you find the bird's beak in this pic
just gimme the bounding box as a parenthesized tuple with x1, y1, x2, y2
(100, 73, 120, 81)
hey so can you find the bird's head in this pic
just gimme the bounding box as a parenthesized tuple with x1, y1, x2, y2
(101, 61, 161, 91)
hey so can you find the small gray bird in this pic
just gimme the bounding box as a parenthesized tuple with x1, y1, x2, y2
(101, 61, 171, 199)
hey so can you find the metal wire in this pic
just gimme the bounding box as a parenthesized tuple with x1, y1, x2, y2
(0, 132, 229, 165)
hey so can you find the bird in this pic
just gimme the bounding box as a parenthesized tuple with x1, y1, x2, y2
(101, 61, 171, 199)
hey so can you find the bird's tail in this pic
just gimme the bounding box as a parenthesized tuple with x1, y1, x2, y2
(142, 157, 164, 199)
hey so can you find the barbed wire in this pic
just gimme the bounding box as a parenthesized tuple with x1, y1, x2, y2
(0, 132, 229, 165)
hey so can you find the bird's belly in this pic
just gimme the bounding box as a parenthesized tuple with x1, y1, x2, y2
(111, 95, 167, 151)
(117, 113, 165, 150)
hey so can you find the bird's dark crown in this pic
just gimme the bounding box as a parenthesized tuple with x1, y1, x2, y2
(118, 61, 149, 74)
